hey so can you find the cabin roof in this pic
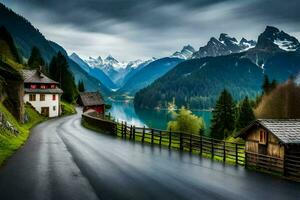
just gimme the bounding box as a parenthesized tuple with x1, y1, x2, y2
(21, 69, 58, 84)
(79, 92, 104, 106)
(238, 119, 300, 144)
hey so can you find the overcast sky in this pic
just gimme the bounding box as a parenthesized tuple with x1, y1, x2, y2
(2, 0, 300, 61)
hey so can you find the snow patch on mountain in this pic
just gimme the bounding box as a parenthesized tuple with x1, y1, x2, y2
(171, 45, 195, 59)
(274, 39, 298, 51)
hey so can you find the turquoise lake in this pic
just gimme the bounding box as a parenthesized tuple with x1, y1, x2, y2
(108, 101, 212, 132)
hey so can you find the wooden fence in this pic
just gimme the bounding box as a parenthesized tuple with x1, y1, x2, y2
(245, 152, 284, 174)
(285, 153, 300, 181)
(117, 121, 245, 165)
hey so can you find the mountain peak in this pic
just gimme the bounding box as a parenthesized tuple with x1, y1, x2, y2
(171, 44, 195, 59)
(256, 26, 300, 51)
(105, 55, 118, 64)
(265, 26, 280, 34)
(219, 33, 238, 44)
(70, 52, 79, 58)
(182, 45, 195, 52)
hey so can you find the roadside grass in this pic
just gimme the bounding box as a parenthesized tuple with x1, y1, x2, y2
(0, 103, 45, 166)
(61, 101, 76, 116)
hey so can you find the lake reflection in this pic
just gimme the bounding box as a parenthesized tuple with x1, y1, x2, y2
(108, 101, 212, 132)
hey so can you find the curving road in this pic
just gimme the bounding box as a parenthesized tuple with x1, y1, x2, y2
(0, 110, 299, 200)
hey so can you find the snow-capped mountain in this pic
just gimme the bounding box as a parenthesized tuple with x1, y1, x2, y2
(70, 53, 117, 89)
(192, 34, 256, 58)
(255, 26, 300, 51)
(239, 38, 256, 51)
(84, 55, 157, 88)
(171, 45, 195, 59)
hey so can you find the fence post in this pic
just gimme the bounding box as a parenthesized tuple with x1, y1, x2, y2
(235, 143, 238, 165)
(211, 138, 214, 158)
(200, 136, 203, 155)
(180, 133, 183, 151)
(133, 126, 136, 140)
(151, 129, 154, 145)
(129, 125, 133, 139)
(159, 131, 162, 146)
(189, 134, 192, 153)
(142, 126, 145, 143)
(169, 129, 172, 149)
(121, 121, 124, 137)
(223, 141, 226, 162)
(124, 122, 127, 138)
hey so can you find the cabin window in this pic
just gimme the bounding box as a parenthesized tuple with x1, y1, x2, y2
(52, 94, 56, 101)
(40, 94, 45, 101)
(50, 85, 56, 89)
(40, 85, 46, 89)
(259, 130, 267, 144)
(30, 85, 37, 89)
(29, 94, 36, 101)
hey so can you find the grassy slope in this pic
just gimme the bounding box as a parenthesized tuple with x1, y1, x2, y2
(0, 103, 45, 165)
(61, 101, 76, 116)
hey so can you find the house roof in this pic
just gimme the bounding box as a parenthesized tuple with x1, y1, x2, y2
(21, 69, 58, 84)
(79, 92, 104, 106)
(238, 119, 300, 144)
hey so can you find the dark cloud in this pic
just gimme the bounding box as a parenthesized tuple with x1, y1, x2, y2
(1, 0, 300, 60)
(3, 0, 231, 32)
(239, 0, 300, 25)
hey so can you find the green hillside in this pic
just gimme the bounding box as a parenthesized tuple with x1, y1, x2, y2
(0, 103, 45, 165)
(135, 54, 264, 109)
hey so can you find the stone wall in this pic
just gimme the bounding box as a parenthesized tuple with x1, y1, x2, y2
(82, 111, 117, 135)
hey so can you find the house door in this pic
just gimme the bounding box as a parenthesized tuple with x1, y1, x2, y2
(41, 107, 49, 117)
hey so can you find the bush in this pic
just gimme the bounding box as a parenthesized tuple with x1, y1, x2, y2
(167, 107, 205, 135)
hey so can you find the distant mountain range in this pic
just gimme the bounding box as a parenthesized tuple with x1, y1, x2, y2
(135, 26, 300, 109)
(1, 2, 300, 106)
(70, 52, 184, 94)
(192, 33, 256, 58)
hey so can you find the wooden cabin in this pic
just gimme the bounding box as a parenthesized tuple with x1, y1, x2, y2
(78, 92, 105, 114)
(238, 119, 300, 180)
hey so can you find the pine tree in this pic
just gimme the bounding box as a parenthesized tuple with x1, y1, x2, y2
(236, 96, 255, 131)
(28, 46, 45, 69)
(49, 52, 78, 103)
(210, 89, 236, 139)
(262, 75, 277, 95)
(78, 80, 85, 92)
(262, 75, 270, 95)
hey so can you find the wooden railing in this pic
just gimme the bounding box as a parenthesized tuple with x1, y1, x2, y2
(285, 154, 300, 180)
(245, 152, 284, 174)
(117, 121, 245, 165)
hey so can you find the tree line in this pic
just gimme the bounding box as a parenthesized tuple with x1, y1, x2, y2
(168, 74, 300, 140)
(27, 46, 85, 103)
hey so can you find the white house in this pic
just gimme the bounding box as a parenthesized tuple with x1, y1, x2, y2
(21, 69, 63, 117)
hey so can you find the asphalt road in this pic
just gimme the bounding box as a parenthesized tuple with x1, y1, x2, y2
(0, 110, 299, 200)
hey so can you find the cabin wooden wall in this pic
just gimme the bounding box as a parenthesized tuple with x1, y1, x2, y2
(245, 127, 284, 159)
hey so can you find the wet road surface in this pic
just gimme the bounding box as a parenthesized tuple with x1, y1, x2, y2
(0, 111, 299, 200)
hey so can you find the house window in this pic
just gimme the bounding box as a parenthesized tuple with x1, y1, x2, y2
(52, 94, 56, 101)
(30, 85, 37, 89)
(53, 106, 56, 111)
(40, 85, 46, 89)
(259, 130, 267, 144)
(40, 94, 45, 101)
(29, 94, 36, 101)
(51, 85, 56, 89)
